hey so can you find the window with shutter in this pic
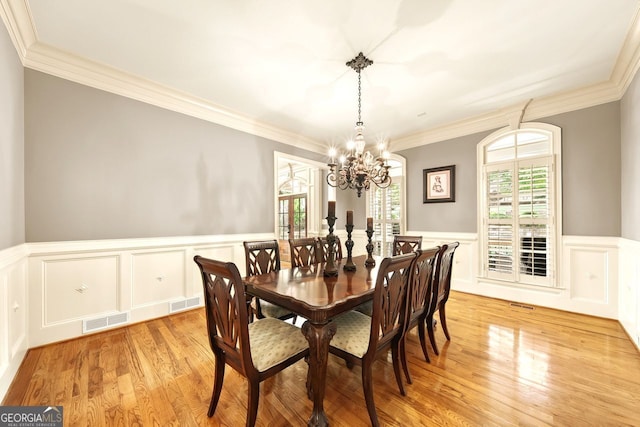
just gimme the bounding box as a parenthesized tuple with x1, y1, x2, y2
(367, 157, 405, 256)
(478, 124, 561, 288)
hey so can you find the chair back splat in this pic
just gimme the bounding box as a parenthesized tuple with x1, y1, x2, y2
(328, 252, 417, 427)
(289, 237, 320, 268)
(317, 236, 343, 261)
(392, 235, 423, 255)
(399, 247, 440, 383)
(242, 240, 295, 321)
(244, 239, 281, 276)
(194, 255, 308, 427)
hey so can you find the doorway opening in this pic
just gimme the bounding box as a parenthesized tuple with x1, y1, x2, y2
(275, 153, 324, 263)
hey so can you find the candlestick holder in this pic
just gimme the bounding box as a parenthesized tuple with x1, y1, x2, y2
(324, 215, 339, 277)
(365, 228, 376, 267)
(343, 224, 356, 271)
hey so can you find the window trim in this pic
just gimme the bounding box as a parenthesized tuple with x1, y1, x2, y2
(477, 123, 563, 288)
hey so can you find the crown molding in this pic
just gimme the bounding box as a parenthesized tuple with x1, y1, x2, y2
(610, 5, 640, 97)
(393, 5, 640, 151)
(390, 108, 515, 151)
(0, 0, 36, 60)
(1, 1, 327, 154)
(392, 77, 626, 152)
(3, 1, 640, 155)
(23, 42, 328, 154)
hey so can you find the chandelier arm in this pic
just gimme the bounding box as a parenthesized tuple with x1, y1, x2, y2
(371, 178, 392, 189)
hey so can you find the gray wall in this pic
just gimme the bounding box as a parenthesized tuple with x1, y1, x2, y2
(25, 70, 323, 242)
(0, 24, 25, 250)
(621, 69, 640, 241)
(547, 102, 620, 236)
(400, 102, 621, 236)
(20, 69, 627, 242)
(399, 132, 489, 233)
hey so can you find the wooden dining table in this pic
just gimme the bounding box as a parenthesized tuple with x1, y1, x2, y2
(243, 254, 382, 427)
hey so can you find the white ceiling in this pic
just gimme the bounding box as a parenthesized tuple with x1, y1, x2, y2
(4, 0, 640, 152)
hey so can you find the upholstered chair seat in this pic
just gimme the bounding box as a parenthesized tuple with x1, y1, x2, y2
(330, 311, 373, 358)
(248, 317, 309, 371)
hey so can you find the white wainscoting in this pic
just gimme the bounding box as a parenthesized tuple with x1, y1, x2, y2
(562, 236, 619, 318)
(26, 233, 273, 347)
(410, 232, 625, 322)
(416, 231, 478, 291)
(2, 232, 639, 401)
(619, 238, 640, 350)
(0, 244, 29, 401)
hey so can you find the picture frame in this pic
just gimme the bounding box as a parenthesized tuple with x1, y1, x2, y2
(423, 165, 455, 203)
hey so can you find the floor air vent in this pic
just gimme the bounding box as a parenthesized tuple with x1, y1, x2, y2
(169, 296, 201, 313)
(83, 312, 130, 334)
(509, 302, 535, 310)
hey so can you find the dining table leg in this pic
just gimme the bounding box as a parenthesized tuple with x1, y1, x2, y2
(301, 320, 337, 427)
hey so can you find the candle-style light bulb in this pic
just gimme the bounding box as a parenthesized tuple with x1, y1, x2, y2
(328, 147, 337, 163)
(346, 140, 355, 154)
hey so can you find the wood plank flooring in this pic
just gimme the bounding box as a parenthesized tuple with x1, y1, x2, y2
(4, 291, 640, 426)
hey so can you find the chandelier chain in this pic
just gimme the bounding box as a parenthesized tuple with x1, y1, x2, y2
(357, 70, 362, 124)
(326, 52, 391, 197)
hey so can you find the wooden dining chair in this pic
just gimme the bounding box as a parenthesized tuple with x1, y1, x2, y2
(193, 255, 309, 427)
(243, 240, 296, 322)
(392, 235, 423, 255)
(328, 252, 417, 427)
(317, 235, 343, 262)
(399, 247, 440, 384)
(289, 237, 320, 268)
(427, 242, 460, 355)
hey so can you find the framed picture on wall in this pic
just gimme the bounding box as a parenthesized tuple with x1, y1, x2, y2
(423, 165, 455, 203)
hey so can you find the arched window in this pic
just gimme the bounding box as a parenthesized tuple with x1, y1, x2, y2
(477, 123, 562, 287)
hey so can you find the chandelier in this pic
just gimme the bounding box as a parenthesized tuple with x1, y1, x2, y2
(327, 52, 391, 198)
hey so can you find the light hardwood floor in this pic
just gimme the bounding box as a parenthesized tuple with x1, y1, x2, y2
(4, 291, 640, 426)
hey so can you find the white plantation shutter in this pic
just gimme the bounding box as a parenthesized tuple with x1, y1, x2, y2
(517, 159, 554, 286)
(479, 124, 560, 288)
(367, 159, 404, 257)
(369, 181, 402, 256)
(369, 186, 385, 255)
(486, 165, 515, 280)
